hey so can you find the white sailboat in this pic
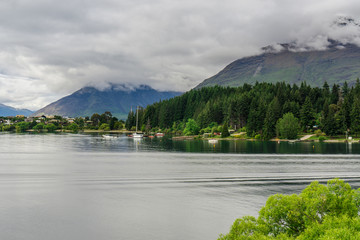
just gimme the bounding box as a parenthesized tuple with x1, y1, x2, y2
(133, 106, 143, 138)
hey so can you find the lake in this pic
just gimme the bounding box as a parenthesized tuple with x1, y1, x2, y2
(1, 132, 360, 240)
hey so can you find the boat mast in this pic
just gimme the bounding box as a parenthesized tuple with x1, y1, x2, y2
(136, 106, 138, 133)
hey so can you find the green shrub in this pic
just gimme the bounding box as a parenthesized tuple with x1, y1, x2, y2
(33, 123, 45, 131)
(99, 123, 110, 131)
(183, 119, 200, 136)
(114, 122, 123, 130)
(218, 179, 360, 240)
(239, 126, 247, 132)
(45, 123, 57, 132)
(15, 122, 30, 132)
(276, 113, 300, 139)
(66, 123, 79, 133)
(254, 134, 262, 140)
(314, 129, 323, 137)
(211, 126, 218, 134)
(2, 124, 15, 131)
(318, 136, 327, 142)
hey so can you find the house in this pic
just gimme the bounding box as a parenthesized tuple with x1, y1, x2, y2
(25, 117, 34, 123)
(67, 118, 75, 123)
(48, 119, 60, 123)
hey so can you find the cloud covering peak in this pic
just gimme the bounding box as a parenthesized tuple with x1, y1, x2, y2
(1, 0, 360, 110)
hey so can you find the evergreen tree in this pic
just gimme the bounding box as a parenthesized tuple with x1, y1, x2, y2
(221, 121, 230, 138)
(125, 111, 135, 130)
(109, 117, 117, 130)
(238, 93, 251, 127)
(263, 97, 281, 139)
(351, 97, 360, 136)
(341, 95, 352, 129)
(246, 97, 266, 137)
(342, 81, 349, 97)
(323, 81, 330, 98)
(300, 96, 314, 131)
(330, 84, 339, 105)
(323, 104, 339, 136)
(282, 101, 300, 118)
(355, 78, 360, 96)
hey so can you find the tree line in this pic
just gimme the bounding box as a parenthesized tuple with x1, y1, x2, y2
(125, 80, 360, 139)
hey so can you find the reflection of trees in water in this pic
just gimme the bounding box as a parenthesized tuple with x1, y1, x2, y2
(138, 137, 360, 154)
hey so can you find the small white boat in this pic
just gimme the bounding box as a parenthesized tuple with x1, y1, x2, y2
(132, 133, 144, 138)
(102, 134, 118, 139)
(208, 139, 218, 144)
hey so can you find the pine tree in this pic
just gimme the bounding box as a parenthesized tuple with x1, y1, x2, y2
(323, 81, 330, 98)
(323, 104, 338, 136)
(351, 97, 360, 136)
(330, 84, 339, 105)
(340, 95, 352, 129)
(355, 78, 360, 96)
(300, 96, 314, 131)
(342, 81, 349, 97)
(221, 121, 230, 138)
(263, 97, 281, 139)
(125, 111, 135, 130)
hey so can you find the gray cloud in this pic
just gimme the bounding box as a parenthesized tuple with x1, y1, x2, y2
(0, 0, 360, 110)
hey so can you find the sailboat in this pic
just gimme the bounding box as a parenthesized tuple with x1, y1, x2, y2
(133, 106, 143, 138)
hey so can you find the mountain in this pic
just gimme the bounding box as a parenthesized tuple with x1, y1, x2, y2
(0, 103, 33, 117)
(196, 40, 360, 89)
(33, 85, 182, 119)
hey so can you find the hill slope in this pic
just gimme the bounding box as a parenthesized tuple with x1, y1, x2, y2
(33, 85, 182, 119)
(0, 104, 33, 117)
(196, 41, 360, 88)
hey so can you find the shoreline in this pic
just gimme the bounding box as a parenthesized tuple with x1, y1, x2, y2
(14, 130, 360, 143)
(172, 134, 360, 143)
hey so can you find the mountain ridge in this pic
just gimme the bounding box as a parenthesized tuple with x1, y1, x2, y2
(196, 40, 360, 89)
(0, 103, 33, 117)
(33, 84, 182, 119)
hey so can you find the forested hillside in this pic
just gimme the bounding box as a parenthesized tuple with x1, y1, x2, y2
(126, 80, 360, 139)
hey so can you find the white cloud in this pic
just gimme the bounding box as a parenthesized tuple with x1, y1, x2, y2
(0, 0, 360, 109)
(0, 74, 62, 110)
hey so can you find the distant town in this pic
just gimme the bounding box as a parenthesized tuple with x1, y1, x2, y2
(0, 112, 125, 132)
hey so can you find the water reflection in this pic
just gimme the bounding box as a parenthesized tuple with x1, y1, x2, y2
(1, 133, 360, 240)
(4, 132, 358, 154)
(128, 137, 360, 154)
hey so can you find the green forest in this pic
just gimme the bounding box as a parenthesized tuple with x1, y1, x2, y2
(125, 80, 360, 139)
(218, 179, 360, 239)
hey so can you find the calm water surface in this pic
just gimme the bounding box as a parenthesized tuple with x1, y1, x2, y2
(1, 133, 360, 240)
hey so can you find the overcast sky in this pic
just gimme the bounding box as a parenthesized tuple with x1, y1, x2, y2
(1, 0, 360, 110)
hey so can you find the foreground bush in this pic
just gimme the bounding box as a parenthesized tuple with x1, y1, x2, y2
(219, 179, 360, 240)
